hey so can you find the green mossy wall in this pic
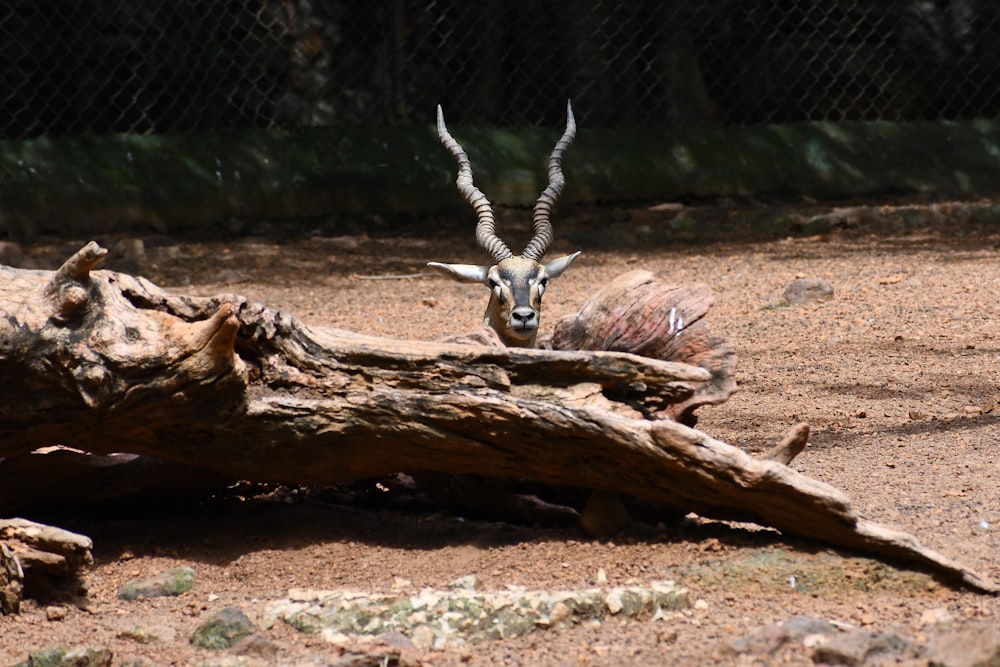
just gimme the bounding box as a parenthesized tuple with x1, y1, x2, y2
(2, 120, 1000, 237)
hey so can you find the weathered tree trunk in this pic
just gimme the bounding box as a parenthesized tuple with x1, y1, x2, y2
(0, 243, 994, 593)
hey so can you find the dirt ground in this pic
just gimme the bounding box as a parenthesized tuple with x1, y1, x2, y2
(1, 199, 998, 666)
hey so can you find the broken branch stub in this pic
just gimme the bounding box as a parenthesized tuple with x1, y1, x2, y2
(0, 243, 993, 593)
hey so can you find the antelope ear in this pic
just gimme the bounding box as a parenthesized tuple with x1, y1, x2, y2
(427, 262, 491, 285)
(543, 251, 582, 279)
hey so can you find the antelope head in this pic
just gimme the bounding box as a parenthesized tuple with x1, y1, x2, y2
(429, 101, 581, 348)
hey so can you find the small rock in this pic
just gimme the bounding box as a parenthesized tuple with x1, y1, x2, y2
(408, 589, 441, 610)
(926, 620, 1000, 667)
(760, 297, 791, 310)
(112, 657, 163, 667)
(25, 647, 68, 667)
(548, 601, 571, 626)
(447, 574, 477, 591)
(321, 630, 351, 645)
(116, 624, 177, 644)
(693, 599, 709, 611)
(189, 607, 255, 650)
(811, 629, 911, 666)
(410, 624, 437, 651)
(45, 605, 68, 621)
(196, 658, 253, 667)
(783, 278, 834, 305)
(232, 634, 281, 661)
(727, 616, 837, 655)
(376, 630, 417, 650)
(391, 577, 412, 590)
(605, 589, 623, 614)
(58, 647, 113, 667)
(920, 607, 954, 626)
(287, 587, 335, 602)
(802, 633, 831, 649)
(595, 568, 608, 585)
(119, 566, 195, 600)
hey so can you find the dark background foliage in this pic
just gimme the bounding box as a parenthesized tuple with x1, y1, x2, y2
(2, 0, 999, 139)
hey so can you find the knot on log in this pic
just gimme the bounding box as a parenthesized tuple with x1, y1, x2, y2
(177, 302, 242, 378)
(45, 241, 108, 323)
(763, 423, 810, 465)
(3, 243, 244, 418)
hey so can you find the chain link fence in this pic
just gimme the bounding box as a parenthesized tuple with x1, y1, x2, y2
(3, 1, 1000, 139)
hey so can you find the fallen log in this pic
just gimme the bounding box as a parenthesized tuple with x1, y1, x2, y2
(0, 243, 994, 593)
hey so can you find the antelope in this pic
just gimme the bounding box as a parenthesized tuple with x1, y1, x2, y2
(428, 101, 581, 348)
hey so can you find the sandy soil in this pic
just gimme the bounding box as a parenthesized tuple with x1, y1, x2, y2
(0, 200, 998, 666)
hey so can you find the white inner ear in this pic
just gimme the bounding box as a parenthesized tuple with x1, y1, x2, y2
(543, 251, 582, 280)
(427, 262, 490, 284)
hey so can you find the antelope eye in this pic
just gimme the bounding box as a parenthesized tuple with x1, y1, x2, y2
(489, 280, 503, 299)
(537, 278, 548, 296)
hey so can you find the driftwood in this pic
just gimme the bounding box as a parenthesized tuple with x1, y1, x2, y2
(0, 243, 995, 594)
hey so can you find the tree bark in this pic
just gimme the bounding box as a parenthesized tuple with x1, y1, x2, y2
(0, 243, 994, 593)
(0, 518, 92, 611)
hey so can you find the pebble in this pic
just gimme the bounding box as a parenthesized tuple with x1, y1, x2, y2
(116, 624, 178, 644)
(189, 607, 255, 650)
(410, 624, 436, 650)
(782, 278, 834, 305)
(60, 647, 113, 667)
(813, 629, 911, 665)
(920, 607, 954, 626)
(605, 589, 623, 614)
(926, 620, 1000, 667)
(118, 566, 196, 600)
(447, 574, 477, 591)
(45, 605, 68, 621)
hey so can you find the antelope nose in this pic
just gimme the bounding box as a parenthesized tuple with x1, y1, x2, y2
(511, 307, 538, 327)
